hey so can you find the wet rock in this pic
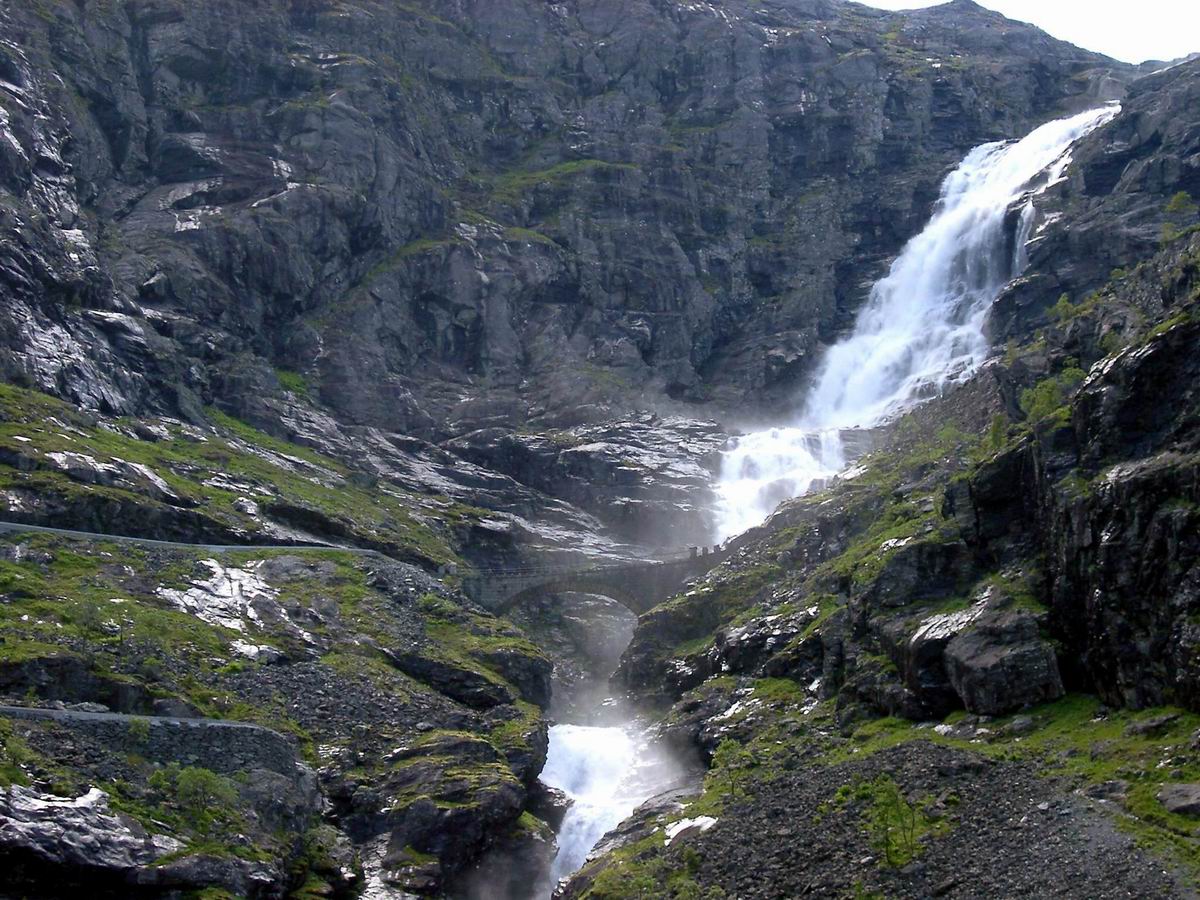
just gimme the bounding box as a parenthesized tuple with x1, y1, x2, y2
(713, 612, 818, 679)
(506, 591, 636, 718)
(0, 785, 179, 871)
(944, 608, 1064, 716)
(453, 812, 557, 900)
(527, 781, 572, 831)
(445, 417, 725, 547)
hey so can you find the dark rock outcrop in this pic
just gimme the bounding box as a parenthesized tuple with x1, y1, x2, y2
(942, 606, 1064, 715)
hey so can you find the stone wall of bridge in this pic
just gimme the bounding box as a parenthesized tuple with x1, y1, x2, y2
(461, 549, 731, 615)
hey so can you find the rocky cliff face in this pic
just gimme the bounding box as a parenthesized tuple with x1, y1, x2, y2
(0, 0, 1123, 433)
(0, 0, 1131, 557)
(2, 0, 1199, 898)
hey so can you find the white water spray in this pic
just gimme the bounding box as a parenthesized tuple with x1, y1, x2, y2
(540, 725, 638, 885)
(539, 723, 682, 891)
(715, 106, 1118, 540)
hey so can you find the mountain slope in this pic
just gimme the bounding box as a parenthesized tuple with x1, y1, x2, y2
(1, 2, 1198, 899)
(589, 59, 1200, 899)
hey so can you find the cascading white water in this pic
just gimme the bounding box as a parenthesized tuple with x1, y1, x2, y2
(540, 725, 638, 884)
(538, 721, 684, 893)
(715, 105, 1119, 541)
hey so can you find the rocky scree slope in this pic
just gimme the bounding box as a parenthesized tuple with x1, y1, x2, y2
(0, 0, 1128, 551)
(581, 59, 1200, 900)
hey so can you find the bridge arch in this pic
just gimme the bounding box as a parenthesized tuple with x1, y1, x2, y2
(497, 576, 651, 616)
(461, 550, 730, 617)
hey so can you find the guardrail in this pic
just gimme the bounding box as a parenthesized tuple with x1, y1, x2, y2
(0, 520, 726, 583)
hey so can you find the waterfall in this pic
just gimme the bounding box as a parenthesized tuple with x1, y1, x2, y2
(539, 721, 686, 894)
(540, 725, 639, 885)
(714, 105, 1119, 541)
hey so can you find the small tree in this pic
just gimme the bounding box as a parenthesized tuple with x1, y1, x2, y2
(1049, 293, 1076, 322)
(860, 777, 922, 867)
(709, 739, 755, 800)
(1165, 191, 1198, 218)
(150, 765, 241, 834)
(1163, 191, 1197, 243)
(175, 766, 239, 817)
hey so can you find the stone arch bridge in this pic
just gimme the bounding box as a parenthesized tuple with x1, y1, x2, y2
(461, 549, 731, 616)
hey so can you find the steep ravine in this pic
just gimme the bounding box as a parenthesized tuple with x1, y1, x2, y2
(497, 593, 695, 898)
(538, 97, 1156, 897)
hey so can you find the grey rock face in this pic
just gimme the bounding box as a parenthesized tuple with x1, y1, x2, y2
(445, 416, 727, 547)
(0, 785, 179, 871)
(527, 781, 573, 831)
(993, 59, 1200, 337)
(0, 0, 1126, 439)
(943, 608, 1064, 716)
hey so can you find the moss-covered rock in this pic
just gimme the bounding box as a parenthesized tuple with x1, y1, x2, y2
(0, 530, 551, 897)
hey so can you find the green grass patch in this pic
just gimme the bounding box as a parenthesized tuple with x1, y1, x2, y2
(274, 369, 311, 397)
(490, 159, 637, 203)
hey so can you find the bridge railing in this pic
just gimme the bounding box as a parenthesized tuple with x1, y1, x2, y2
(459, 547, 730, 580)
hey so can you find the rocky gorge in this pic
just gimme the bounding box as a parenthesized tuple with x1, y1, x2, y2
(0, 0, 1199, 898)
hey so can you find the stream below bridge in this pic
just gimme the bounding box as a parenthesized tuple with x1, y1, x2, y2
(500, 590, 694, 899)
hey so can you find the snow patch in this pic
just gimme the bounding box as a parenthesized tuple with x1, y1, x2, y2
(665, 816, 718, 845)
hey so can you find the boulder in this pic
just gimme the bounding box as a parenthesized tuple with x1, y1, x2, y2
(383, 649, 514, 710)
(527, 781, 573, 830)
(0, 785, 179, 872)
(134, 853, 281, 896)
(1158, 783, 1200, 816)
(944, 608, 1064, 715)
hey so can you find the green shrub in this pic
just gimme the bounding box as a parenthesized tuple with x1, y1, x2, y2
(708, 738, 756, 800)
(1162, 192, 1198, 244)
(987, 414, 1007, 451)
(850, 776, 943, 867)
(1020, 368, 1085, 424)
(1165, 191, 1198, 218)
(0, 719, 34, 785)
(1020, 379, 1066, 422)
(1099, 329, 1126, 355)
(176, 767, 238, 815)
(1049, 293, 1076, 322)
(149, 765, 241, 834)
(74, 601, 107, 635)
(127, 717, 151, 744)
